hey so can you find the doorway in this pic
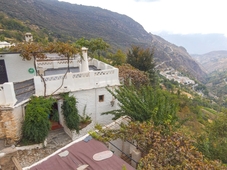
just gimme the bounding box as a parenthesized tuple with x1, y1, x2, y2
(49, 102, 62, 130)
(0, 60, 8, 84)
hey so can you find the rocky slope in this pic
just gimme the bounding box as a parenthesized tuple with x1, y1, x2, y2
(151, 34, 206, 81)
(192, 51, 227, 74)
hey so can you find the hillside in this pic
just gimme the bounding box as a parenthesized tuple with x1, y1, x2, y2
(151, 34, 206, 81)
(0, 0, 206, 81)
(1, 0, 150, 48)
(192, 51, 227, 73)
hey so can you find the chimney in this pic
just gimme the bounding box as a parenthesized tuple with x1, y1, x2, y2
(81, 47, 89, 72)
(25, 32, 33, 42)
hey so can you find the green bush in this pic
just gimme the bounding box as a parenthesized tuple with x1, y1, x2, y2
(22, 96, 55, 143)
(103, 86, 178, 128)
(61, 93, 80, 133)
(196, 114, 227, 163)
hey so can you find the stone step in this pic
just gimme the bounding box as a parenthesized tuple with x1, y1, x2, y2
(121, 154, 132, 165)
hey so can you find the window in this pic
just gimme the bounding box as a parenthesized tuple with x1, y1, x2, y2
(99, 95, 104, 102)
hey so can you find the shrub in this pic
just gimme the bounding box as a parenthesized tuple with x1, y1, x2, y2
(61, 93, 80, 133)
(22, 96, 55, 143)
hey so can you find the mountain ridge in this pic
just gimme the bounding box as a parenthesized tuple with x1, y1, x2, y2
(192, 50, 227, 74)
(0, 0, 206, 81)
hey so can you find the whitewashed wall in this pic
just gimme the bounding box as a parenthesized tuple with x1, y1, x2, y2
(1, 53, 34, 82)
(72, 87, 118, 125)
(0, 83, 17, 107)
(34, 69, 120, 96)
(57, 87, 119, 140)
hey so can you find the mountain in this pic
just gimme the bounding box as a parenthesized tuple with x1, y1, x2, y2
(0, 0, 206, 81)
(150, 34, 206, 81)
(1, 0, 151, 49)
(191, 51, 227, 74)
(158, 32, 227, 55)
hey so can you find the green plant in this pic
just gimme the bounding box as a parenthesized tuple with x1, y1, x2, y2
(79, 105, 91, 124)
(51, 109, 59, 122)
(22, 96, 55, 143)
(102, 86, 178, 128)
(196, 113, 227, 163)
(61, 93, 80, 133)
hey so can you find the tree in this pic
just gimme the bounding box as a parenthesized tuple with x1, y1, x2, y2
(75, 37, 109, 58)
(127, 45, 155, 72)
(47, 42, 80, 72)
(137, 123, 226, 170)
(103, 86, 178, 127)
(127, 45, 156, 85)
(22, 96, 55, 143)
(61, 93, 80, 133)
(117, 64, 150, 88)
(10, 42, 48, 95)
(108, 49, 126, 66)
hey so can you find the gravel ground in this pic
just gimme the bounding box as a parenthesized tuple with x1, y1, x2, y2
(0, 128, 72, 170)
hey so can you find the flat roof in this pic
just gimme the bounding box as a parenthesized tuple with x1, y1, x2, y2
(45, 66, 100, 76)
(27, 136, 134, 170)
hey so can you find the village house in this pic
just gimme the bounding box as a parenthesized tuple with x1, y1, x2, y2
(0, 38, 121, 143)
(160, 68, 195, 85)
(0, 41, 14, 49)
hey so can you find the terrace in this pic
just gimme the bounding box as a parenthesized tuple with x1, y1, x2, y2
(0, 49, 120, 107)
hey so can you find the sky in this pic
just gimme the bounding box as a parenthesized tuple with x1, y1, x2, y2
(59, 0, 227, 36)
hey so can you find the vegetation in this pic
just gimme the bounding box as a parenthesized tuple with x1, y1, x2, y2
(47, 42, 80, 72)
(127, 45, 154, 72)
(103, 85, 178, 127)
(61, 93, 80, 133)
(196, 113, 227, 163)
(91, 121, 226, 169)
(126, 45, 156, 85)
(117, 64, 150, 88)
(79, 105, 92, 124)
(0, 13, 56, 43)
(137, 125, 226, 170)
(107, 49, 126, 66)
(11, 42, 48, 95)
(2, 1, 226, 166)
(75, 37, 109, 58)
(2, 5, 226, 166)
(22, 96, 55, 143)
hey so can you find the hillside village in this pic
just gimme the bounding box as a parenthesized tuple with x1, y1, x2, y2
(1, 1, 227, 168)
(160, 68, 195, 85)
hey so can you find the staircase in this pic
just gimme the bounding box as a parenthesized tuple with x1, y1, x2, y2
(13, 79, 35, 104)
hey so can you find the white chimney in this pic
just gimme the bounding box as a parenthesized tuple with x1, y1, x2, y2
(25, 32, 33, 42)
(81, 47, 89, 72)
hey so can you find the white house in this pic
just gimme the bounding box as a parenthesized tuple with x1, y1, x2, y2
(0, 41, 14, 49)
(0, 47, 120, 143)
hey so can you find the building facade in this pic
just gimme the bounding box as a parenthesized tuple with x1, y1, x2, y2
(0, 48, 120, 143)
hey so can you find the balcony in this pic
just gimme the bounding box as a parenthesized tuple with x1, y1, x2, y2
(34, 58, 120, 96)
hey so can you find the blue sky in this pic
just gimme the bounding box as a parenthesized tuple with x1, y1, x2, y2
(59, 0, 227, 36)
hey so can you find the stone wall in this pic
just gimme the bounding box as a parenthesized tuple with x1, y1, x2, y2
(0, 105, 24, 144)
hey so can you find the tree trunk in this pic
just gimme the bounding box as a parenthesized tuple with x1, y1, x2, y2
(34, 55, 47, 96)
